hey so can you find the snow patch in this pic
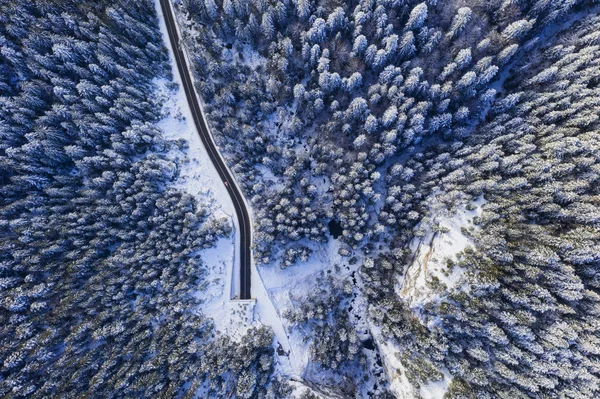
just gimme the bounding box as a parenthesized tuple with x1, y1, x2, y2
(209, 300, 256, 340)
(369, 322, 453, 398)
(369, 325, 416, 399)
(419, 371, 453, 399)
(239, 44, 264, 70)
(253, 259, 293, 353)
(399, 195, 486, 310)
(256, 238, 349, 377)
(152, 78, 235, 220)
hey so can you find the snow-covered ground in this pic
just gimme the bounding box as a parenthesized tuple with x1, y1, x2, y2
(367, 315, 455, 399)
(419, 371, 453, 399)
(371, 322, 453, 399)
(399, 195, 486, 311)
(369, 324, 416, 399)
(258, 238, 351, 377)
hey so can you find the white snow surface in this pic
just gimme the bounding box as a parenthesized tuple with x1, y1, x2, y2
(258, 238, 351, 378)
(370, 325, 416, 399)
(419, 371, 453, 399)
(369, 323, 452, 399)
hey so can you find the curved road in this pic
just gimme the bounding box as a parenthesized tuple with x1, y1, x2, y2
(159, 0, 252, 300)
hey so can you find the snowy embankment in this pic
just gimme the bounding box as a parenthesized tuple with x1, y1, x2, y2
(373, 195, 486, 399)
(399, 194, 486, 311)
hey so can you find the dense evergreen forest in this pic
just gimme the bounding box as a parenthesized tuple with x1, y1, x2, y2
(0, 1, 281, 398)
(175, 0, 600, 397)
(2, 0, 600, 396)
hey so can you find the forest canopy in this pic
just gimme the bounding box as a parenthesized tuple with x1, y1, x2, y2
(2, 0, 600, 397)
(0, 1, 279, 397)
(174, 0, 600, 397)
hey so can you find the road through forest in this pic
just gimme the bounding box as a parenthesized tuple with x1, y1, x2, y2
(159, 0, 252, 300)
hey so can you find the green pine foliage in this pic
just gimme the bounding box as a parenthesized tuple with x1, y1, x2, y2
(2, 0, 600, 396)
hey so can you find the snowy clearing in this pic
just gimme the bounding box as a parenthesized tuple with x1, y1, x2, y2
(399, 195, 486, 311)
(257, 238, 353, 378)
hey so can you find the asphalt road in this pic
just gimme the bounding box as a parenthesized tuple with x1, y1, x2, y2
(159, 0, 252, 300)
